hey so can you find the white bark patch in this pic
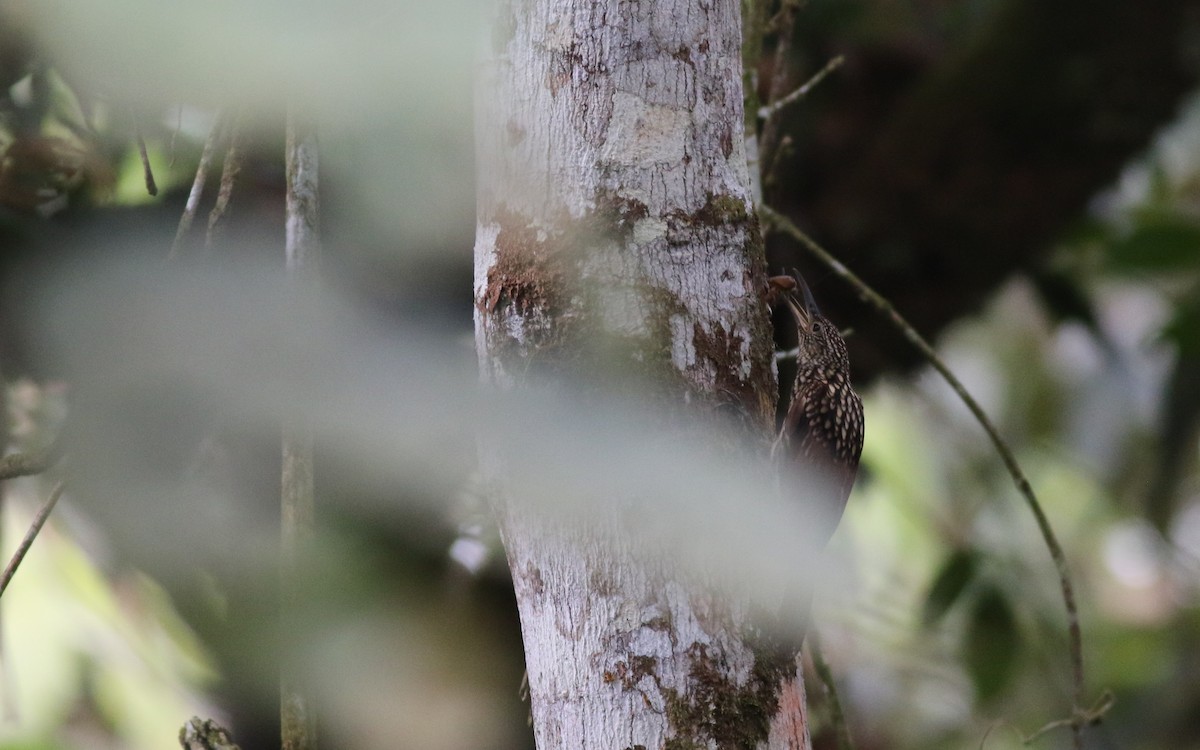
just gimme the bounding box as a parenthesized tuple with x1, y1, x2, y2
(671, 313, 698, 372)
(473, 220, 501, 377)
(473, 220, 500, 304)
(601, 92, 693, 167)
(596, 276, 650, 337)
(631, 216, 667, 245)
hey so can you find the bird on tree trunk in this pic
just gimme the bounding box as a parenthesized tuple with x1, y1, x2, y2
(768, 272, 865, 546)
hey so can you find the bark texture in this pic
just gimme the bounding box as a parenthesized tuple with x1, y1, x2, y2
(475, 0, 775, 419)
(475, 1, 807, 749)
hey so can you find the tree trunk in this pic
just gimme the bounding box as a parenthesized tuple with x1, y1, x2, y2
(475, 2, 808, 749)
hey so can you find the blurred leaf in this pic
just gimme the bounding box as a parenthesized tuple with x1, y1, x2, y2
(963, 584, 1019, 703)
(1160, 288, 1200, 357)
(1029, 269, 1105, 339)
(922, 548, 979, 626)
(1106, 217, 1200, 273)
(34, 0, 477, 123)
(1147, 289, 1200, 530)
(1091, 625, 1172, 690)
(1144, 286, 1200, 528)
(1057, 215, 1112, 248)
(1145, 352, 1200, 530)
(1143, 163, 1176, 207)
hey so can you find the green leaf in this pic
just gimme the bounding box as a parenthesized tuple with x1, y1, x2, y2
(1106, 218, 1200, 273)
(1160, 288, 1200, 357)
(921, 548, 979, 626)
(1058, 215, 1113, 248)
(963, 584, 1020, 703)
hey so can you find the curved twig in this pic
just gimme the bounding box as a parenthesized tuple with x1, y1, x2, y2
(760, 204, 1091, 749)
(0, 481, 66, 598)
(759, 55, 845, 121)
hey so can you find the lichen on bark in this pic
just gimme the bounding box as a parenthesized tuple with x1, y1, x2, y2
(663, 640, 797, 750)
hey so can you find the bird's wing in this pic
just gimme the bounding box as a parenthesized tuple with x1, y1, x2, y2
(777, 378, 865, 525)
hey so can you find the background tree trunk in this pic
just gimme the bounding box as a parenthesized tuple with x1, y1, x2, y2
(475, 2, 810, 749)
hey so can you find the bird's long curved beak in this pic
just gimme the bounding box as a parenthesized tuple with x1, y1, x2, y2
(782, 290, 811, 332)
(783, 271, 820, 332)
(794, 271, 821, 319)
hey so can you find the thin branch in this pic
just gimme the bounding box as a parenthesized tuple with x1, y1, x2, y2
(285, 111, 320, 275)
(280, 417, 315, 750)
(762, 133, 797, 196)
(0, 481, 65, 599)
(169, 112, 224, 260)
(741, 0, 769, 117)
(808, 631, 854, 750)
(776, 328, 854, 362)
(759, 55, 845, 121)
(759, 204, 1089, 749)
(205, 110, 245, 252)
(0, 437, 65, 481)
(281, 105, 319, 750)
(134, 118, 158, 196)
(1022, 691, 1115, 746)
(741, 0, 771, 203)
(977, 721, 1025, 750)
(775, 346, 799, 363)
(757, 0, 801, 181)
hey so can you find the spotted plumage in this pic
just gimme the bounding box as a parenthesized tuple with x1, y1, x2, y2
(770, 273, 865, 541)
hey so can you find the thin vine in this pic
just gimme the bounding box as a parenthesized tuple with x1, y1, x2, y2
(759, 204, 1097, 749)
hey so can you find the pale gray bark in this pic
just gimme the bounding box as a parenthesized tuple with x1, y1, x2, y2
(476, 1, 810, 749)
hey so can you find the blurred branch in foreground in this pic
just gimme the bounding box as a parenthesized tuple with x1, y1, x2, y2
(0, 432, 64, 481)
(280, 106, 321, 750)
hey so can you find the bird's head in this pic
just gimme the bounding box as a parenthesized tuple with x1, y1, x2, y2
(780, 273, 850, 378)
